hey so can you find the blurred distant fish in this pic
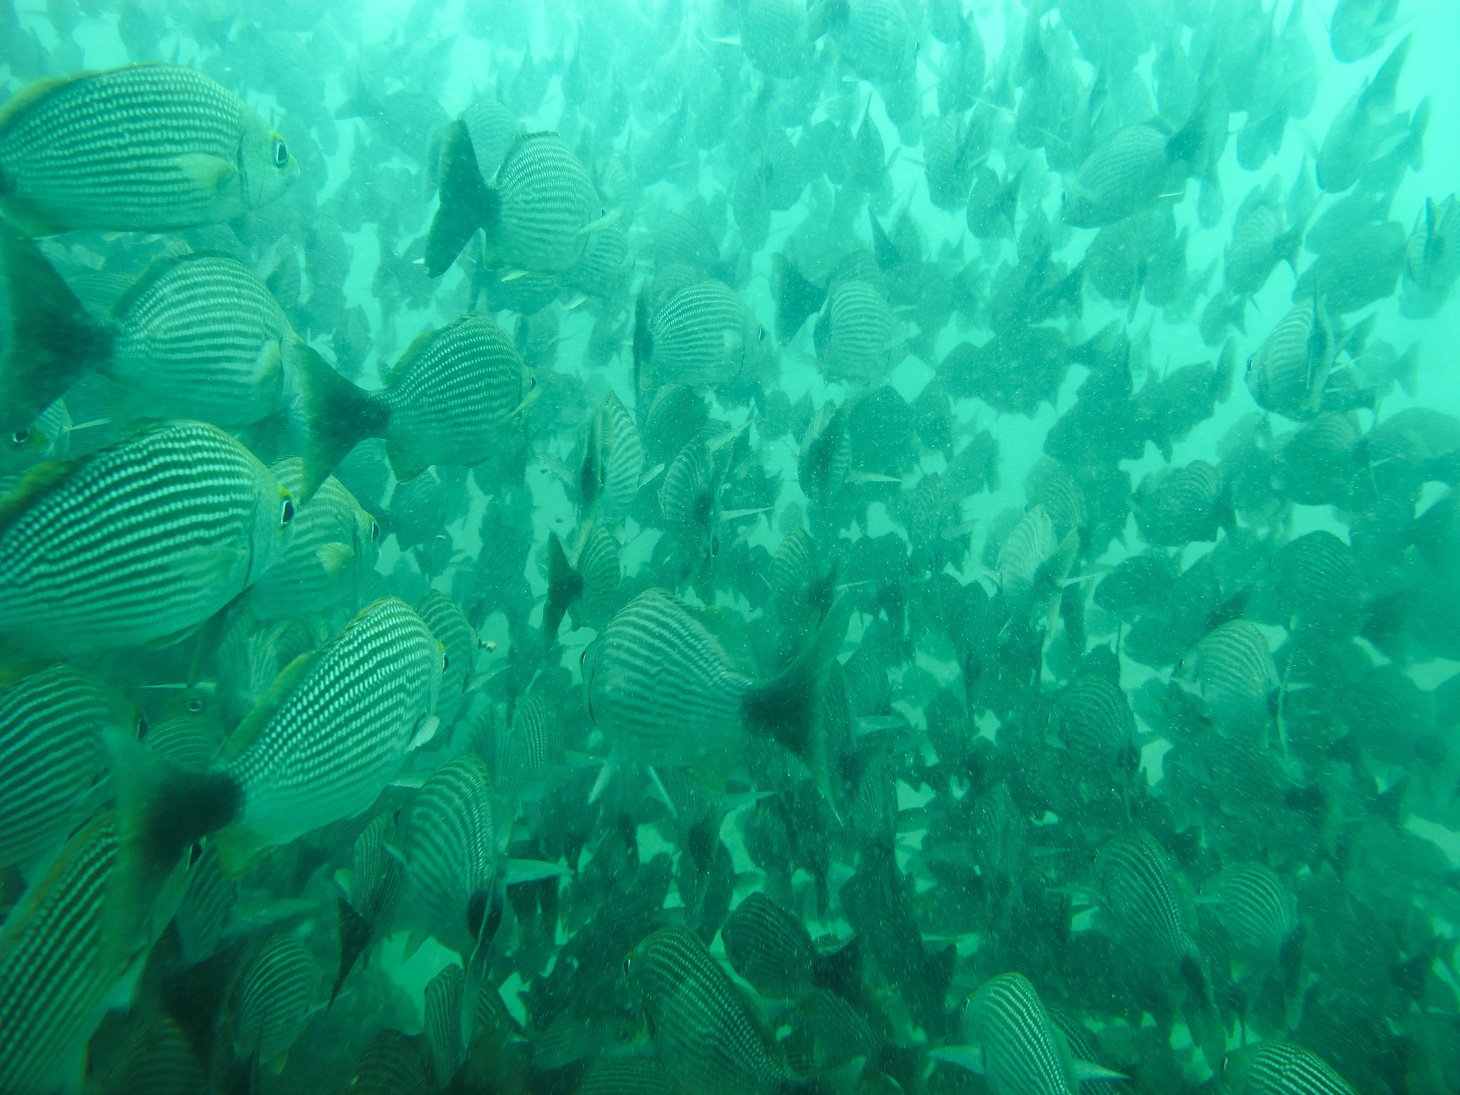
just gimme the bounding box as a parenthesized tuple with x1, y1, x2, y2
(1246, 292, 1337, 419)
(933, 972, 1125, 1093)
(634, 277, 768, 389)
(626, 925, 806, 1092)
(813, 277, 905, 387)
(0, 63, 297, 235)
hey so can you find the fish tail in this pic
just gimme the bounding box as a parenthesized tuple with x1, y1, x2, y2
(103, 725, 242, 875)
(743, 595, 853, 808)
(424, 119, 498, 277)
(0, 223, 114, 434)
(295, 342, 389, 501)
(542, 531, 582, 644)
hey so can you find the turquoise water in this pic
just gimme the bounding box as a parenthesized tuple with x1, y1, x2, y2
(2, 1, 1460, 1092)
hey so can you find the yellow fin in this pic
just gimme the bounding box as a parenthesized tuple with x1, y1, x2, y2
(315, 541, 355, 575)
(174, 152, 238, 195)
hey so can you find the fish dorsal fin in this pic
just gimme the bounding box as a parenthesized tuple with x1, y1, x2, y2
(0, 74, 72, 130)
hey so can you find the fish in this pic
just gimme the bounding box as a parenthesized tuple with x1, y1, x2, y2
(634, 276, 769, 389)
(0, 420, 294, 655)
(721, 891, 818, 1002)
(232, 931, 317, 1070)
(583, 587, 850, 799)
(0, 231, 300, 434)
(298, 312, 534, 496)
(813, 276, 905, 387)
(933, 972, 1125, 1093)
(425, 125, 611, 276)
(203, 596, 444, 869)
(243, 458, 378, 621)
(0, 813, 186, 1095)
(625, 924, 806, 1092)
(0, 62, 297, 235)
(0, 664, 130, 871)
(1245, 291, 1337, 419)
(1221, 1040, 1358, 1094)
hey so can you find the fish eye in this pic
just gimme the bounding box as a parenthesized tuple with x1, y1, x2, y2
(280, 497, 295, 526)
(9, 429, 29, 446)
(369, 519, 381, 543)
(272, 137, 289, 168)
(187, 697, 205, 715)
(622, 954, 633, 976)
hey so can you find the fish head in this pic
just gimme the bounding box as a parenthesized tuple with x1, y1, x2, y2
(239, 114, 301, 209)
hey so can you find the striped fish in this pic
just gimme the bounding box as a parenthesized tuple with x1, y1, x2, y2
(1, 234, 292, 432)
(636, 277, 768, 388)
(1093, 830, 1199, 972)
(798, 401, 851, 505)
(1205, 862, 1299, 968)
(1246, 293, 1336, 419)
(424, 962, 466, 1086)
(1222, 1040, 1357, 1094)
(245, 458, 378, 621)
(1052, 673, 1136, 771)
(1186, 619, 1280, 735)
(0, 813, 178, 1095)
(932, 972, 1096, 1094)
(0, 420, 294, 655)
(998, 504, 1078, 624)
(332, 810, 403, 1005)
(1134, 460, 1231, 546)
(172, 839, 235, 965)
(232, 931, 317, 1069)
(1093, 831, 1227, 1069)
(348, 1029, 433, 1095)
(1063, 107, 1206, 228)
(626, 925, 804, 1093)
(402, 753, 502, 957)
(1269, 530, 1366, 633)
(580, 391, 644, 525)
(544, 524, 621, 641)
(0, 63, 297, 235)
(721, 891, 816, 1002)
(100, 1014, 208, 1095)
(415, 590, 480, 730)
(0, 664, 128, 870)
(107, 252, 294, 425)
(660, 440, 716, 530)
(426, 125, 608, 276)
(214, 597, 444, 867)
(813, 277, 904, 387)
(298, 312, 532, 497)
(583, 588, 849, 789)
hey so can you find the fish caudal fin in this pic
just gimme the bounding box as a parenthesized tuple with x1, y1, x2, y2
(0, 223, 114, 434)
(295, 342, 390, 501)
(424, 119, 499, 277)
(743, 595, 853, 809)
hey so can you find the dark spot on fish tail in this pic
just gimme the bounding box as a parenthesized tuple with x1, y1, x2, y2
(142, 770, 243, 868)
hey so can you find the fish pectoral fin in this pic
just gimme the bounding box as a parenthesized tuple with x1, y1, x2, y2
(503, 858, 570, 886)
(315, 541, 356, 575)
(212, 824, 273, 879)
(927, 1045, 985, 1073)
(407, 715, 440, 751)
(174, 152, 239, 195)
(1073, 1059, 1129, 1084)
